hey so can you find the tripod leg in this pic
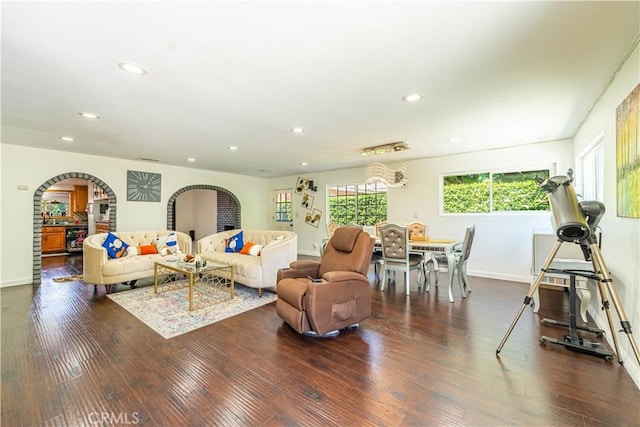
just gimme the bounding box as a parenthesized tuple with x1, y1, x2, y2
(593, 276, 622, 362)
(590, 243, 640, 365)
(497, 240, 564, 355)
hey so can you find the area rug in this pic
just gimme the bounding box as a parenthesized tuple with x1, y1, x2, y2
(52, 275, 83, 283)
(107, 283, 277, 339)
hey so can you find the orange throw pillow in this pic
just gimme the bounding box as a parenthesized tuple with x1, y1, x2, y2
(139, 244, 158, 255)
(240, 242, 255, 255)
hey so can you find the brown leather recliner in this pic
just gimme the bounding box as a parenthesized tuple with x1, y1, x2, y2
(276, 226, 375, 336)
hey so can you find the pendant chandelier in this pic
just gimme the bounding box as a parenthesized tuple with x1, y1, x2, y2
(365, 162, 407, 187)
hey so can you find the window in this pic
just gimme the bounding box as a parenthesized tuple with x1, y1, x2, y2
(577, 139, 604, 202)
(442, 169, 550, 214)
(328, 182, 387, 225)
(41, 191, 71, 217)
(274, 191, 292, 222)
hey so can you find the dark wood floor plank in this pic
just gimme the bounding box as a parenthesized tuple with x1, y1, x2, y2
(2, 254, 639, 427)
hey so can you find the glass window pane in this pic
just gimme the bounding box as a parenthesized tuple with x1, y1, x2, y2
(274, 190, 292, 222)
(329, 182, 387, 225)
(492, 170, 549, 211)
(443, 174, 490, 213)
(443, 170, 550, 213)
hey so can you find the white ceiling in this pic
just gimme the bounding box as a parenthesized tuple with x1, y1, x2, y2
(2, 1, 639, 178)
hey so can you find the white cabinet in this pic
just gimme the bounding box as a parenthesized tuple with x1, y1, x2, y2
(532, 231, 593, 322)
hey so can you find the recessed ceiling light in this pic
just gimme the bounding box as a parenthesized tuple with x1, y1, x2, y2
(448, 137, 460, 143)
(292, 127, 305, 133)
(60, 136, 74, 142)
(79, 112, 100, 119)
(403, 93, 423, 102)
(187, 158, 195, 162)
(228, 146, 238, 151)
(301, 162, 308, 166)
(117, 61, 148, 76)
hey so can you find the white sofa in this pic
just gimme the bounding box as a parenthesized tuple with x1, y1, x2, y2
(197, 229, 297, 296)
(83, 230, 192, 293)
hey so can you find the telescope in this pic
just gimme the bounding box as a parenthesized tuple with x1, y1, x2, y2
(536, 170, 605, 261)
(497, 170, 640, 365)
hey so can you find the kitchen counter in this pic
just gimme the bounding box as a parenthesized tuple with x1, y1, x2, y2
(43, 222, 89, 227)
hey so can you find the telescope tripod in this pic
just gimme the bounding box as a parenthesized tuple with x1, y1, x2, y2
(496, 239, 640, 366)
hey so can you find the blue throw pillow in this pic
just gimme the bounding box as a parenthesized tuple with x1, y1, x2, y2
(225, 231, 244, 253)
(102, 232, 129, 259)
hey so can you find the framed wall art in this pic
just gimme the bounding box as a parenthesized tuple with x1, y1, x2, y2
(295, 177, 309, 195)
(305, 208, 322, 228)
(616, 83, 640, 218)
(301, 192, 314, 210)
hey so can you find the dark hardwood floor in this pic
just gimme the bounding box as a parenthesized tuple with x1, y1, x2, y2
(2, 254, 639, 426)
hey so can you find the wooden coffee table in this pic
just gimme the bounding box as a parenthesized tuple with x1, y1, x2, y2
(153, 259, 234, 311)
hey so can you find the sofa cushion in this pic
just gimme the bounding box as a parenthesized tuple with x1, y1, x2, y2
(101, 254, 178, 277)
(225, 231, 244, 253)
(102, 232, 129, 259)
(199, 251, 263, 283)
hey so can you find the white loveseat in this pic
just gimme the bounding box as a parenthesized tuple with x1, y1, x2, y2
(197, 229, 297, 296)
(83, 230, 192, 293)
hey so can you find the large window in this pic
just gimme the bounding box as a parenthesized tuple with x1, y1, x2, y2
(442, 169, 550, 214)
(328, 183, 387, 225)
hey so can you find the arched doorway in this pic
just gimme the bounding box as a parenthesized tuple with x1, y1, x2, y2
(167, 185, 241, 238)
(33, 172, 116, 286)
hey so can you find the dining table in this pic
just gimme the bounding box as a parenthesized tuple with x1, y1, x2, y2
(375, 237, 463, 302)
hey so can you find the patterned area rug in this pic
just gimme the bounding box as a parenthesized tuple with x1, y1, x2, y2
(107, 283, 277, 339)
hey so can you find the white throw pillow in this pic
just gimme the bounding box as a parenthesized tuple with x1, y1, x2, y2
(248, 244, 264, 256)
(154, 232, 181, 255)
(126, 246, 140, 257)
(266, 235, 284, 247)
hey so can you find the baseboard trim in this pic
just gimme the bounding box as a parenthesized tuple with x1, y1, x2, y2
(1, 278, 33, 288)
(296, 253, 534, 284)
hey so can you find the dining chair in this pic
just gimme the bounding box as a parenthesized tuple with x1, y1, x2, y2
(326, 221, 340, 238)
(374, 221, 388, 238)
(427, 224, 475, 297)
(405, 222, 428, 240)
(405, 221, 439, 287)
(378, 224, 425, 296)
(343, 224, 383, 280)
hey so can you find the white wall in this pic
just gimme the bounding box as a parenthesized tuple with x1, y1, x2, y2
(175, 190, 195, 234)
(573, 41, 640, 386)
(194, 189, 217, 239)
(268, 138, 574, 282)
(0, 144, 269, 287)
(175, 189, 218, 240)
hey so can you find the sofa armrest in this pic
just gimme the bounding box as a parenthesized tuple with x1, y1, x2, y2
(260, 235, 298, 287)
(83, 236, 109, 285)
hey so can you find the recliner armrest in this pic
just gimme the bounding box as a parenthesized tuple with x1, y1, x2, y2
(321, 271, 369, 284)
(276, 260, 321, 282)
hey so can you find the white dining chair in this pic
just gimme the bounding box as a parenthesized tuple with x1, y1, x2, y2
(427, 224, 475, 297)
